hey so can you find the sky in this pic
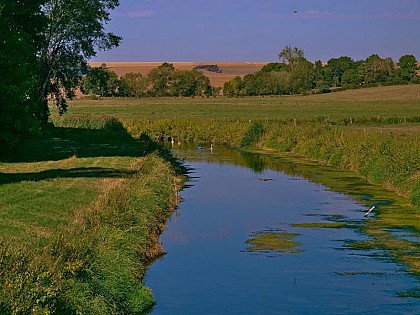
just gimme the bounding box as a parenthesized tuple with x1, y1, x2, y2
(93, 0, 420, 62)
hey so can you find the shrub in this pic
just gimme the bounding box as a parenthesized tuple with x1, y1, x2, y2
(240, 121, 265, 147)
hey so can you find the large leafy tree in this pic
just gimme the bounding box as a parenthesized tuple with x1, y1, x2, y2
(148, 63, 177, 96)
(325, 56, 355, 86)
(81, 67, 120, 97)
(36, 0, 121, 124)
(0, 0, 46, 151)
(120, 72, 148, 98)
(398, 54, 418, 81)
(362, 54, 395, 83)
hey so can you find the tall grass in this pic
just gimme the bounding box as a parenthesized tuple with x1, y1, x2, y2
(0, 154, 180, 314)
(0, 116, 184, 314)
(258, 123, 420, 201)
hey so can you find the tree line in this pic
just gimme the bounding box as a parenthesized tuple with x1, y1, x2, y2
(223, 46, 419, 96)
(0, 0, 120, 151)
(82, 62, 217, 98)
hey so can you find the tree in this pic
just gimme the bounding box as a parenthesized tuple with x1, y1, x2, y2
(288, 59, 314, 93)
(171, 70, 212, 97)
(398, 54, 418, 81)
(223, 76, 244, 96)
(0, 0, 46, 150)
(81, 67, 120, 97)
(362, 54, 395, 83)
(341, 69, 362, 86)
(120, 72, 148, 98)
(36, 0, 121, 125)
(313, 60, 326, 89)
(325, 56, 355, 86)
(148, 63, 177, 96)
(278, 45, 305, 71)
(261, 62, 288, 73)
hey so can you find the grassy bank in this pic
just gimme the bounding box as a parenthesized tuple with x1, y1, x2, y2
(65, 85, 420, 208)
(0, 118, 184, 313)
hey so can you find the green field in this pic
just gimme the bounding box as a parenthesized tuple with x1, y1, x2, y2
(67, 85, 420, 123)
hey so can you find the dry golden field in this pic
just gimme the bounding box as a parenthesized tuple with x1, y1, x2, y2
(89, 61, 267, 87)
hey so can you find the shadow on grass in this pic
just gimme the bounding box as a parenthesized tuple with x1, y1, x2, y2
(1, 127, 144, 163)
(0, 167, 137, 185)
(0, 125, 186, 185)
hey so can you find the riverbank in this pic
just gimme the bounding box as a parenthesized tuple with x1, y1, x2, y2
(0, 118, 184, 313)
(64, 85, 420, 210)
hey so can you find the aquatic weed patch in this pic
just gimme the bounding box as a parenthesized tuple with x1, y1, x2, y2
(291, 222, 347, 229)
(245, 229, 302, 254)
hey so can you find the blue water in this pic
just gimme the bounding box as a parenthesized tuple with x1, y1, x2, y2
(145, 147, 419, 314)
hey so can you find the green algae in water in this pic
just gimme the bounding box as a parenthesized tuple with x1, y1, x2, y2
(240, 149, 420, 275)
(397, 288, 420, 298)
(291, 222, 347, 229)
(246, 230, 302, 254)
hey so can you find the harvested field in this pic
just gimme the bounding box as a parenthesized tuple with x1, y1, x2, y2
(89, 61, 267, 87)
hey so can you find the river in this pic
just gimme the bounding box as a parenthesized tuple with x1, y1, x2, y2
(145, 145, 419, 314)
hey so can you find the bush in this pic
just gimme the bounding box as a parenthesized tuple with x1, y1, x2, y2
(240, 121, 265, 147)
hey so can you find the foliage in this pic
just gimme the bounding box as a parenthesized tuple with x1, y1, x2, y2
(0, 0, 121, 151)
(341, 69, 362, 86)
(223, 47, 420, 97)
(91, 63, 214, 98)
(261, 62, 288, 72)
(361, 54, 395, 84)
(120, 72, 148, 98)
(81, 67, 121, 97)
(0, 0, 45, 151)
(398, 55, 418, 81)
(240, 121, 265, 147)
(278, 45, 305, 71)
(223, 76, 245, 96)
(325, 56, 356, 86)
(36, 0, 121, 124)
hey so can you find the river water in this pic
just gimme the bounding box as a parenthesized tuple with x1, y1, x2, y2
(145, 146, 419, 314)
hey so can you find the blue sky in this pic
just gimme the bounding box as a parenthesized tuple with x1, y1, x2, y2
(93, 0, 420, 62)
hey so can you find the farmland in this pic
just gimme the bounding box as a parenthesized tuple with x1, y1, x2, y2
(70, 84, 420, 121)
(89, 61, 267, 87)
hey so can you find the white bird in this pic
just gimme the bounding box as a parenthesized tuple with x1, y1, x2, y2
(364, 206, 375, 217)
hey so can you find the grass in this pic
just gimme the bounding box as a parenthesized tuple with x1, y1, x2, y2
(0, 117, 184, 313)
(66, 85, 420, 122)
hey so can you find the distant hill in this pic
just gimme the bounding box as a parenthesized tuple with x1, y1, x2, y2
(89, 62, 267, 87)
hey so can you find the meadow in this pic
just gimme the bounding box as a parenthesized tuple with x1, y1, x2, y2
(69, 85, 420, 122)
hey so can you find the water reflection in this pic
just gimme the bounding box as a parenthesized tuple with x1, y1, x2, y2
(146, 144, 420, 314)
(170, 144, 420, 275)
